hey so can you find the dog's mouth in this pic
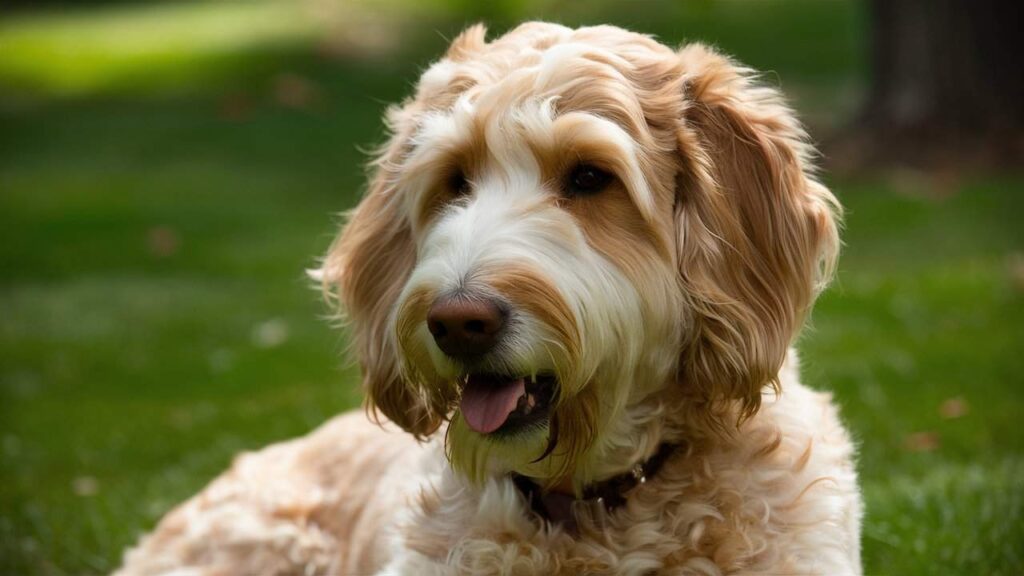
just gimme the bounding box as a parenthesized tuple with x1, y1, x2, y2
(459, 372, 557, 435)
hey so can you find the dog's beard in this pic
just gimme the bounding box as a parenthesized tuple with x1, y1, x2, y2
(389, 186, 682, 488)
(392, 272, 683, 490)
(441, 347, 681, 490)
(446, 370, 601, 487)
(393, 291, 609, 486)
(398, 319, 676, 491)
(396, 334, 599, 486)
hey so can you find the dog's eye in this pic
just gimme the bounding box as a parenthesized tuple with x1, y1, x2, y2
(566, 164, 613, 196)
(448, 170, 470, 196)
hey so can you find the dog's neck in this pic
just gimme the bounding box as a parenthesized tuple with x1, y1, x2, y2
(569, 387, 683, 485)
(512, 442, 679, 532)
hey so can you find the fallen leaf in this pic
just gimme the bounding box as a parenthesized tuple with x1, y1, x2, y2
(219, 92, 254, 122)
(938, 396, 969, 419)
(273, 73, 319, 109)
(903, 431, 940, 452)
(146, 226, 180, 258)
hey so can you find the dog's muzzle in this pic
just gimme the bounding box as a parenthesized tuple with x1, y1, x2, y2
(426, 293, 556, 435)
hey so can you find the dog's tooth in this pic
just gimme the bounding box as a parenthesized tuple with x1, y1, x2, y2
(522, 394, 534, 415)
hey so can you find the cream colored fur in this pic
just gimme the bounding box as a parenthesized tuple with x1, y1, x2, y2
(118, 355, 860, 575)
(118, 22, 862, 575)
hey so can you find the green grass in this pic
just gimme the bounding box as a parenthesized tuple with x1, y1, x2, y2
(0, 0, 326, 96)
(802, 178, 1024, 573)
(1, 1, 1021, 574)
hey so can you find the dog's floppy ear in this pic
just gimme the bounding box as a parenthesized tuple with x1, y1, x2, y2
(319, 25, 491, 438)
(319, 108, 443, 439)
(673, 44, 841, 427)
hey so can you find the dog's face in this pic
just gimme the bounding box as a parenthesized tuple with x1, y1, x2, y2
(321, 23, 840, 487)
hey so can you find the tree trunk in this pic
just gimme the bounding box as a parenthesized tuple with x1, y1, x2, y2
(832, 0, 1024, 170)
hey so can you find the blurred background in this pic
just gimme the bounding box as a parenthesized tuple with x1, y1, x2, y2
(1, 0, 1021, 574)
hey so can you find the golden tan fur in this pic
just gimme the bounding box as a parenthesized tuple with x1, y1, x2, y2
(118, 22, 860, 575)
(117, 412, 425, 575)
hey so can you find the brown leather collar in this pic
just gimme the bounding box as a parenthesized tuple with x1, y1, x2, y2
(511, 443, 678, 534)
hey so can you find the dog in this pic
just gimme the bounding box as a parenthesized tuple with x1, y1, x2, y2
(118, 22, 862, 575)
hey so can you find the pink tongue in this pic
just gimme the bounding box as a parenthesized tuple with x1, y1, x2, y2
(460, 375, 526, 434)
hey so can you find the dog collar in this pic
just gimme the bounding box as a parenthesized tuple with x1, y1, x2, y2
(510, 443, 678, 533)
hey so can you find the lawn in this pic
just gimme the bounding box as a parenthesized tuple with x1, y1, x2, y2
(1, 1, 1021, 574)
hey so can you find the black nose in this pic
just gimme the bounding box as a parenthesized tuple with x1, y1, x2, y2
(427, 296, 506, 360)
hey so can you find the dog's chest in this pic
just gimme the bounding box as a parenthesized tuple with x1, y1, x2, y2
(391, 392, 860, 576)
(397, 472, 783, 575)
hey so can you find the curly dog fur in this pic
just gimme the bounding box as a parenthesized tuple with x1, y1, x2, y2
(118, 22, 862, 575)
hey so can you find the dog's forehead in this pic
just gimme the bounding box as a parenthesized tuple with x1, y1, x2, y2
(394, 26, 685, 240)
(411, 27, 680, 145)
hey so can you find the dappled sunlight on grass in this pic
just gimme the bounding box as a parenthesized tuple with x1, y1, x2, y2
(0, 1, 327, 96)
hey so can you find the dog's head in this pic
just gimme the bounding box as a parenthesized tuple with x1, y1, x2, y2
(319, 23, 840, 488)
